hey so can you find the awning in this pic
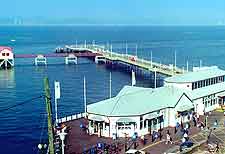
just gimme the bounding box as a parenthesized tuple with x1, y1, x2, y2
(116, 118, 136, 123)
(145, 113, 161, 120)
(217, 91, 225, 97)
(89, 115, 104, 122)
(176, 104, 194, 112)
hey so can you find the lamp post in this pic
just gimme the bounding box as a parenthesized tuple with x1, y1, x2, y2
(38, 143, 47, 154)
(59, 132, 67, 154)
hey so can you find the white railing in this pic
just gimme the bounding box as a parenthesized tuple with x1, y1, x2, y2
(56, 112, 86, 124)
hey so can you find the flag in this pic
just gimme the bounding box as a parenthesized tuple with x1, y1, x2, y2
(55, 81, 60, 99)
(132, 70, 136, 86)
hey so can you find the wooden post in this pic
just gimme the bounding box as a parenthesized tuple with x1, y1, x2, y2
(44, 77, 54, 154)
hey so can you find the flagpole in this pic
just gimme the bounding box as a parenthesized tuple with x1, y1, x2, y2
(54, 81, 60, 126)
(84, 76, 87, 116)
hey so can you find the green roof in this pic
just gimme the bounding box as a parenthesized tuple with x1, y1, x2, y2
(165, 67, 225, 83)
(87, 85, 192, 116)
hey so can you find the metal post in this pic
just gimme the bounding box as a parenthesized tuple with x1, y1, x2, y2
(174, 50, 177, 73)
(110, 44, 112, 57)
(84, 76, 87, 116)
(126, 42, 128, 56)
(186, 60, 189, 72)
(151, 51, 153, 68)
(54, 96, 57, 125)
(109, 72, 112, 98)
(135, 44, 138, 58)
(154, 68, 157, 89)
(43, 77, 54, 154)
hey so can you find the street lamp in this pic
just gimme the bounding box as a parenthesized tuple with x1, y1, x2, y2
(38, 143, 47, 154)
(59, 132, 67, 154)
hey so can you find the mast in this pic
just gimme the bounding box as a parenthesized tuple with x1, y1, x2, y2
(44, 77, 54, 154)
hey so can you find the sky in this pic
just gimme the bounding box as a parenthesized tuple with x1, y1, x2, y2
(1, 0, 225, 25)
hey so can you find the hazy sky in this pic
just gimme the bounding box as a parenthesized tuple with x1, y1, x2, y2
(2, 0, 225, 25)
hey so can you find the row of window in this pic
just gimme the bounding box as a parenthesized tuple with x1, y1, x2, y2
(203, 94, 217, 108)
(192, 76, 224, 90)
(2, 53, 10, 56)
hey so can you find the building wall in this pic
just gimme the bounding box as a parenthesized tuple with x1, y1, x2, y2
(0, 49, 14, 59)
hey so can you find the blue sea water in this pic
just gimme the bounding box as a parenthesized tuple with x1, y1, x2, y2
(1, 25, 225, 154)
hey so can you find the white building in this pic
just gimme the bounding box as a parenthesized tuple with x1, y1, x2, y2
(86, 66, 225, 138)
(0, 46, 14, 69)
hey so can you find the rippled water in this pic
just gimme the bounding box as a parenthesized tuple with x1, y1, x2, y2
(1, 25, 225, 154)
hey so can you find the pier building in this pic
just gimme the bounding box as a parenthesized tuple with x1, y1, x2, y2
(0, 46, 14, 69)
(34, 54, 47, 66)
(86, 66, 225, 138)
(164, 66, 225, 115)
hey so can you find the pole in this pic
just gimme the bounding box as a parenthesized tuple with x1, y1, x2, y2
(55, 96, 58, 126)
(136, 44, 138, 58)
(174, 50, 177, 71)
(43, 77, 54, 154)
(126, 42, 128, 56)
(62, 141, 65, 154)
(150, 51, 153, 68)
(76, 40, 77, 48)
(186, 60, 189, 72)
(200, 60, 202, 68)
(110, 72, 112, 98)
(84, 40, 86, 48)
(154, 68, 157, 89)
(84, 76, 87, 116)
(110, 44, 112, 57)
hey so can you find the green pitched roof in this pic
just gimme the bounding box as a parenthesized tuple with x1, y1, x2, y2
(87, 85, 191, 116)
(165, 67, 225, 83)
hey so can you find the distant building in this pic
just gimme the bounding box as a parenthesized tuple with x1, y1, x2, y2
(87, 66, 225, 138)
(0, 46, 14, 69)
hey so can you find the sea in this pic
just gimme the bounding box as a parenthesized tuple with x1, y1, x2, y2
(1, 25, 225, 154)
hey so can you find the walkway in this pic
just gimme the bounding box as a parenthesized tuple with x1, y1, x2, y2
(65, 44, 184, 76)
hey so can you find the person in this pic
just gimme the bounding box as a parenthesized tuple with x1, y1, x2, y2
(216, 141, 219, 152)
(184, 132, 188, 141)
(165, 130, 172, 144)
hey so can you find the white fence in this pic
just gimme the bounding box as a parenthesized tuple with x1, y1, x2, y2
(56, 112, 86, 124)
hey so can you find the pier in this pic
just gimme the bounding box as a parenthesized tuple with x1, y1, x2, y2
(63, 44, 184, 76)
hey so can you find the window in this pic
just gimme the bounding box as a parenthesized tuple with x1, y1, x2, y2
(6, 53, 9, 56)
(2, 53, 5, 56)
(202, 80, 205, 87)
(140, 116, 143, 129)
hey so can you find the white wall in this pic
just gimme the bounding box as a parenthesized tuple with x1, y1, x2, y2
(164, 82, 192, 91)
(0, 49, 14, 59)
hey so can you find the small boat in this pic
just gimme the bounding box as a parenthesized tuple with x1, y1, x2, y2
(10, 39, 16, 42)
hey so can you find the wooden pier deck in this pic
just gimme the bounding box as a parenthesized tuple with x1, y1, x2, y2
(65, 44, 184, 76)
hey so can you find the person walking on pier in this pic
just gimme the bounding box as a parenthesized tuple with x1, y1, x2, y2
(165, 130, 172, 144)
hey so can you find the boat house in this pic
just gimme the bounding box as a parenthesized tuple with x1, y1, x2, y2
(86, 66, 225, 138)
(0, 46, 14, 69)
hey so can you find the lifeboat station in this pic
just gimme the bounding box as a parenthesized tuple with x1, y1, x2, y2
(87, 66, 225, 138)
(0, 46, 14, 69)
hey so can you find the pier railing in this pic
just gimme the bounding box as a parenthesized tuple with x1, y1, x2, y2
(56, 112, 86, 124)
(65, 44, 185, 76)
